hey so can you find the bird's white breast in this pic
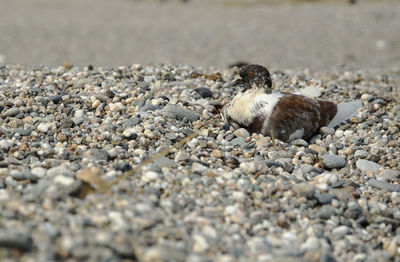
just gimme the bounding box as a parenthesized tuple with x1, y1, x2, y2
(226, 88, 282, 127)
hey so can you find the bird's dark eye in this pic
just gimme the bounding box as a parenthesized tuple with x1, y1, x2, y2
(248, 71, 254, 76)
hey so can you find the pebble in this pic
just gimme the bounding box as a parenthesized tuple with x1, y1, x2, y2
(142, 171, 160, 182)
(368, 179, 400, 192)
(230, 137, 248, 149)
(0, 231, 33, 251)
(1, 108, 20, 117)
(233, 128, 250, 138)
(356, 159, 381, 174)
(321, 154, 347, 169)
(54, 175, 76, 187)
(194, 87, 213, 98)
(377, 169, 400, 182)
(354, 150, 369, 158)
(124, 117, 141, 127)
(163, 104, 198, 121)
(175, 151, 190, 162)
(320, 126, 335, 135)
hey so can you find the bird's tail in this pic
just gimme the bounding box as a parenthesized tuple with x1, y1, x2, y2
(327, 100, 363, 128)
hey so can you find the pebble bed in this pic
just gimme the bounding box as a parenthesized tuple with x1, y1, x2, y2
(0, 64, 399, 261)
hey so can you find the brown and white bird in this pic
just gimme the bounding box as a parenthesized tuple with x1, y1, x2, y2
(223, 64, 362, 142)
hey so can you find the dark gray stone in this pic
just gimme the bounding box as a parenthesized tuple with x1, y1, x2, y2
(194, 87, 213, 98)
(0, 231, 33, 251)
(315, 193, 337, 204)
(48, 95, 63, 104)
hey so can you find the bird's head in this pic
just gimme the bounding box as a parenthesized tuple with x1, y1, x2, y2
(233, 64, 272, 93)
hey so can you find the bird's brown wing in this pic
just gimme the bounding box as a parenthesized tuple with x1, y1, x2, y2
(267, 93, 337, 142)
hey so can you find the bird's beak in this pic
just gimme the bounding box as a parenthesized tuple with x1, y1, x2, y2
(232, 78, 243, 87)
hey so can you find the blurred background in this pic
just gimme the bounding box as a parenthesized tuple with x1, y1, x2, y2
(0, 0, 399, 70)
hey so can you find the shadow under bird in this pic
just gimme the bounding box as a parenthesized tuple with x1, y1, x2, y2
(223, 64, 362, 142)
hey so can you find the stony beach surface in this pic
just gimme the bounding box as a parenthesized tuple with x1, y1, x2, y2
(0, 64, 399, 261)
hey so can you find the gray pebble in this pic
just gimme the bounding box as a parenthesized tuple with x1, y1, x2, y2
(368, 179, 400, 192)
(377, 169, 400, 182)
(13, 128, 31, 136)
(321, 154, 347, 169)
(163, 104, 198, 121)
(140, 104, 163, 112)
(320, 126, 335, 135)
(290, 139, 309, 147)
(175, 151, 190, 162)
(0, 231, 33, 251)
(47, 165, 75, 177)
(1, 108, 20, 118)
(315, 193, 337, 204)
(294, 183, 315, 198)
(124, 117, 141, 127)
(83, 149, 109, 161)
(230, 137, 248, 149)
(356, 159, 381, 174)
(354, 150, 369, 159)
(155, 157, 177, 168)
(300, 164, 323, 174)
(316, 205, 335, 219)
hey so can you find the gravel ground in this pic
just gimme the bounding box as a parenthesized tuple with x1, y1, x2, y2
(0, 0, 400, 69)
(0, 64, 399, 261)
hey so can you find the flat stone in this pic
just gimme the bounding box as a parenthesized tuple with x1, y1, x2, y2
(142, 171, 160, 182)
(191, 162, 208, 173)
(47, 165, 75, 177)
(309, 144, 327, 153)
(54, 174, 76, 186)
(320, 127, 335, 135)
(356, 159, 381, 174)
(0, 231, 33, 251)
(315, 193, 337, 204)
(290, 139, 309, 147)
(354, 150, 369, 158)
(84, 148, 109, 161)
(294, 183, 315, 199)
(233, 128, 250, 138)
(377, 169, 400, 182)
(163, 105, 198, 121)
(175, 151, 190, 162)
(48, 95, 63, 104)
(1, 108, 20, 118)
(316, 205, 335, 219)
(155, 157, 177, 168)
(368, 179, 400, 192)
(331, 225, 350, 239)
(124, 117, 141, 127)
(140, 104, 163, 112)
(230, 137, 248, 149)
(321, 154, 347, 169)
(13, 128, 31, 136)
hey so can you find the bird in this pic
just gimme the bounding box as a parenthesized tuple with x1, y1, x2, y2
(223, 64, 362, 142)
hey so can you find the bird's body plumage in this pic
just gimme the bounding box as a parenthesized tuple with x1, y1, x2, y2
(223, 65, 362, 142)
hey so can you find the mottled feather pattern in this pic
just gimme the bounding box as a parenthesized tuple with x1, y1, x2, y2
(223, 64, 359, 142)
